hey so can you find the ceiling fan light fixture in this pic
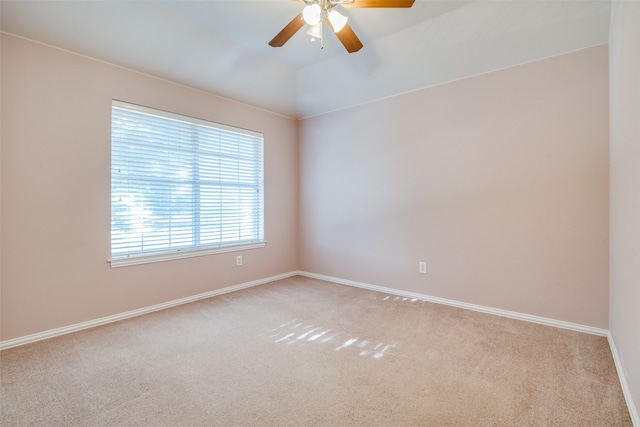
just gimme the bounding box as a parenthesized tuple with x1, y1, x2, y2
(328, 10, 348, 33)
(306, 21, 323, 40)
(270, 0, 415, 53)
(302, 4, 322, 25)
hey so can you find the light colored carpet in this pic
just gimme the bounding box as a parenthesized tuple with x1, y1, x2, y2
(0, 275, 632, 426)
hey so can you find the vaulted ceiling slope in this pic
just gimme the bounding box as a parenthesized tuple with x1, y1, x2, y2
(1, 0, 611, 119)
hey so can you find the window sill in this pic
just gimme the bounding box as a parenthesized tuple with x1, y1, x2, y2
(108, 241, 266, 268)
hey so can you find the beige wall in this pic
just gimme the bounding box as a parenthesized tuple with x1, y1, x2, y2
(0, 34, 613, 341)
(300, 46, 610, 328)
(0, 34, 299, 341)
(609, 0, 640, 416)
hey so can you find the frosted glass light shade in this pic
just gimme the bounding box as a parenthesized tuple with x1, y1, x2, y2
(328, 10, 348, 33)
(303, 4, 321, 25)
(306, 22, 323, 39)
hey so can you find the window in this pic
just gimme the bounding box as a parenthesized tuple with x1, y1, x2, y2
(110, 100, 264, 267)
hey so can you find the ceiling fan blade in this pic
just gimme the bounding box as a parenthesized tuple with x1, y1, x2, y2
(328, 21, 363, 53)
(342, 0, 415, 8)
(269, 13, 305, 47)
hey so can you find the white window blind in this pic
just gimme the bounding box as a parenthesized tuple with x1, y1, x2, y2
(110, 100, 264, 267)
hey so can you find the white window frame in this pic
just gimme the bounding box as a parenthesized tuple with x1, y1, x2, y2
(109, 100, 265, 267)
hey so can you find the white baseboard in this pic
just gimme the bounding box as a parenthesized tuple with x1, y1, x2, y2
(298, 271, 609, 336)
(3, 270, 604, 348)
(2, 269, 637, 425)
(299, 271, 640, 425)
(0, 271, 298, 351)
(607, 333, 640, 426)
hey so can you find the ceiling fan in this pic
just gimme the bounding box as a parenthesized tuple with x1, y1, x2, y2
(269, 0, 415, 53)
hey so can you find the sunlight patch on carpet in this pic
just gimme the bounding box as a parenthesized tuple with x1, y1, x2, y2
(265, 319, 396, 359)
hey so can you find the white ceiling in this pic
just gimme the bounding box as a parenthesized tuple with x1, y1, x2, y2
(1, 0, 611, 118)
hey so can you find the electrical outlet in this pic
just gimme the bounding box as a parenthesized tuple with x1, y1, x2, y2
(236, 255, 243, 266)
(419, 261, 427, 274)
